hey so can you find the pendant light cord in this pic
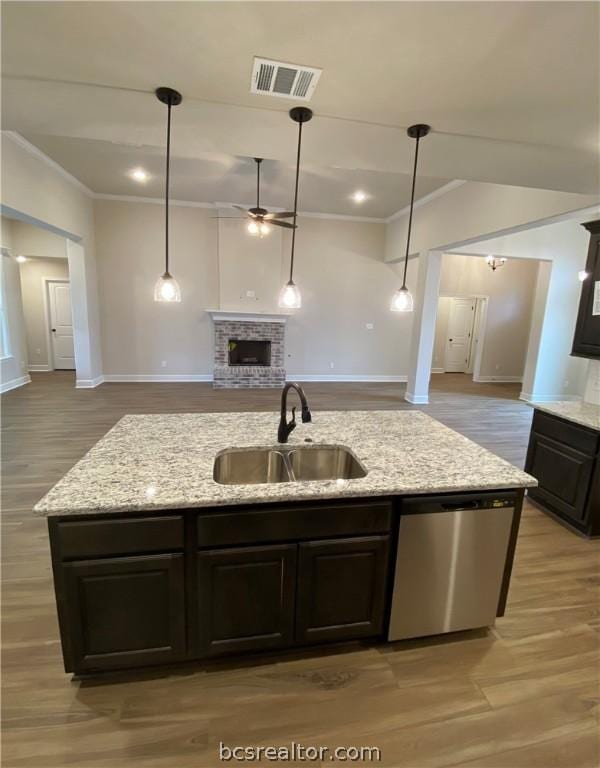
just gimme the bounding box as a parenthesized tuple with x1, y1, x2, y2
(164, 100, 172, 275)
(289, 120, 303, 282)
(402, 134, 420, 289)
(256, 160, 261, 210)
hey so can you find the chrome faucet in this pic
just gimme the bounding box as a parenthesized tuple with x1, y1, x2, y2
(278, 382, 312, 443)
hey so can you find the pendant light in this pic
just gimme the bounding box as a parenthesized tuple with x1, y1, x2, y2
(279, 107, 312, 310)
(154, 87, 182, 303)
(391, 124, 431, 313)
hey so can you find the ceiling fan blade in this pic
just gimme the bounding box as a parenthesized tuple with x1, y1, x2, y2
(232, 204, 250, 214)
(270, 219, 297, 230)
(263, 211, 295, 220)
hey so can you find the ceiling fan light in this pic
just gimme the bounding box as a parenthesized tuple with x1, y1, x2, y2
(260, 222, 271, 236)
(247, 220, 259, 235)
(390, 287, 414, 313)
(154, 272, 181, 303)
(278, 280, 302, 309)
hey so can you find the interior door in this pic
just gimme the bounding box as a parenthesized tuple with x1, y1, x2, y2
(48, 281, 75, 370)
(445, 298, 475, 373)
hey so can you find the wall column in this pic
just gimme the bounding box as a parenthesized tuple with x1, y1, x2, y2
(405, 250, 442, 404)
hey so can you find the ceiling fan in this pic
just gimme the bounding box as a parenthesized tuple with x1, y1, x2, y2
(234, 158, 296, 236)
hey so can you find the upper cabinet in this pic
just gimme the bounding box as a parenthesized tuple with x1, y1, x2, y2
(572, 220, 600, 360)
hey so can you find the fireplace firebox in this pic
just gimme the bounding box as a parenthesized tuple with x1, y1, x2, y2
(228, 339, 271, 367)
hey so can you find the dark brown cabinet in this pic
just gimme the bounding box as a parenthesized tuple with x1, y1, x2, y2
(525, 410, 600, 536)
(197, 543, 297, 657)
(49, 499, 394, 674)
(572, 219, 600, 360)
(62, 553, 186, 672)
(296, 536, 389, 644)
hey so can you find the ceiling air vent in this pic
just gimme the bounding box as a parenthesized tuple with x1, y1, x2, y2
(251, 57, 322, 102)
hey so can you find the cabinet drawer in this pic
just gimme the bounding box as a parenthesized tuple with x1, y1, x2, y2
(196, 500, 392, 548)
(531, 411, 599, 456)
(56, 515, 184, 559)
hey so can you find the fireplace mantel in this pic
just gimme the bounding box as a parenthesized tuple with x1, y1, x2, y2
(207, 309, 290, 324)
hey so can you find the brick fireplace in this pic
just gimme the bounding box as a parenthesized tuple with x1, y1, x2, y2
(209, 311, 287, 388)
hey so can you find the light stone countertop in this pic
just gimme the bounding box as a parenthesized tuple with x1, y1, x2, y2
(34, 411, 536, 517)
(531, 400, 600, 432)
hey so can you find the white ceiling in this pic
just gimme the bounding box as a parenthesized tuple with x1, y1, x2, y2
(2, 2, 599, 215)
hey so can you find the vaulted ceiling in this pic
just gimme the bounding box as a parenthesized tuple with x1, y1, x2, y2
(2, 1, 598, 217)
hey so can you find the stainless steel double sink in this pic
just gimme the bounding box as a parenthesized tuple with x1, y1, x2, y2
(214, 445, 367, 485)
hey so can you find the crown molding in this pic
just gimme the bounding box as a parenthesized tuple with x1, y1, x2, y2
(94, 193, 215, 208)
(3, 132, 94, 197)
(385, 180, 467, 223)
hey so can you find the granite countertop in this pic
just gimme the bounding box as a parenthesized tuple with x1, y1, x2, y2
(531, 401, 600, 432)
(34, 411, 536, 517)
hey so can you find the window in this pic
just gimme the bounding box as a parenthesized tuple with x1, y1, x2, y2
(0, 251, 12, 360)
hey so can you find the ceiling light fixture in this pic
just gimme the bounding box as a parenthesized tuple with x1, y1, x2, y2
(153, 87, 182, 303)
(486, 255, 507, 272)
(236, 158, 295, 237)
(391, 124, 430, 313)
(16, 255, 27, 263)
(279, 107, 312, 310)
(352, 190, 367, 204)
(130, 167, 149, 183)
(578, 270, 590, 282)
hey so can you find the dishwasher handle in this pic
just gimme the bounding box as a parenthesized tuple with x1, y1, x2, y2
(402, 491, 517, 515)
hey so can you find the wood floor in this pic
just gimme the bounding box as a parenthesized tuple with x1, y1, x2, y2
(2, 373, 599, 767)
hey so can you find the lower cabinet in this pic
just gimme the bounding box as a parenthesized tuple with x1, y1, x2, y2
(525, 410, 600, 536)
(197, 544, 297, 657)
(62, 553, 186, 672)
(296, 536, 389, 644)
(196, 535, 390, 657)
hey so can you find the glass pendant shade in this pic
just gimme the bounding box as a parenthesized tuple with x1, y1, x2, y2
(247, 220, 259, 235)
(390, 286, 414, 313)
(278, 280, 302, 309)
(154, 272, 181, 303)
(259, 222, 271, 236)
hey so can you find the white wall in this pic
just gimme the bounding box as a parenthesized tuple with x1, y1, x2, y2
(432, 253, 539, 380)
(0, 217, 29, 391)
(94, 199, 219, 377)
(1, 133, 103, 384)
(19, 256, 69, 369)
(93, 199, 412, 379)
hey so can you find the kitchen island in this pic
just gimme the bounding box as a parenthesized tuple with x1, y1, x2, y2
(35, 410, 535, 676)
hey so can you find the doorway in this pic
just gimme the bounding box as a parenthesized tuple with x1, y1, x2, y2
(432, 296, 487, 380)
(46, 279, 75, 370)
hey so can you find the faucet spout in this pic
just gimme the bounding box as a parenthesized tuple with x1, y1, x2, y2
(278, 383, 312, 443)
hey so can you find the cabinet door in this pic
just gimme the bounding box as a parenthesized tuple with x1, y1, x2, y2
(572, 225, 600, 359)
(526, 433, 594, 523)
(63, 553, 186, 673)
(197, 544, 296, 657)
(296, 536, 389, 645)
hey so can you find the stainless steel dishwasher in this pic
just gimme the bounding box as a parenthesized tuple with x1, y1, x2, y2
(388, 492, 516, 641)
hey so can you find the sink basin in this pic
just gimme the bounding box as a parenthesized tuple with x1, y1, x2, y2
(213, 449, 289, 485)
(287, 446, 367, 481)
(213, 445, 367, 485)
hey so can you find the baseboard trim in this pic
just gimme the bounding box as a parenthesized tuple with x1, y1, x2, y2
(520, 392, 582, 404)
(103, 374, 213, 383)
(430, 368, 446, 374)
(0, 374, 31, 393)
(292, 375, 408, 383)
(404, 392, 429, 404)
(28, 364, 51, 372)
(474, 375, 523, 383)
(76, 375, 105, 389)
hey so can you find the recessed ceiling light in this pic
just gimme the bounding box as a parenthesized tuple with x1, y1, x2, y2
(129, 167, 149, 183)
(16, 255, 27, 263)
(352, 190, 368, 203)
